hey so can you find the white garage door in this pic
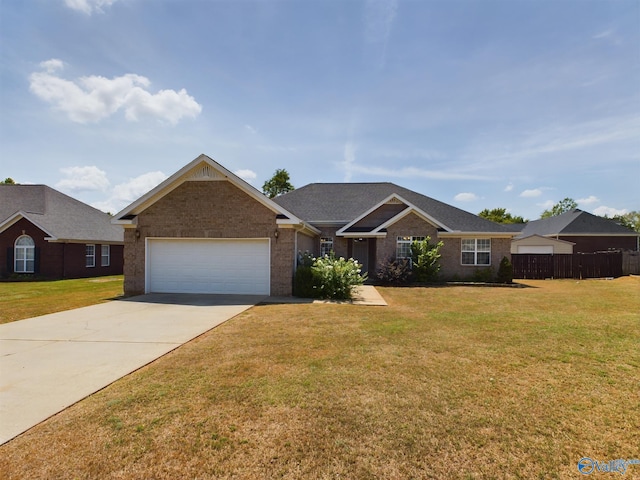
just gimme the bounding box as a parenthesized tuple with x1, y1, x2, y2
(517, 245, 554, 254)
(147, 238, 270, 295)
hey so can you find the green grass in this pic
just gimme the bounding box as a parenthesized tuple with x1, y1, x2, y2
(0, 275, 123, 324)
(1, 277, 639, 479)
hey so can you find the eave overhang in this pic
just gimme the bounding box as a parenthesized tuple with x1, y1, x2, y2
(335, 193, 452, 237)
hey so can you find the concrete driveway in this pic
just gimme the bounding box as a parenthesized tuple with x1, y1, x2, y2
(0, 294, 264, 445)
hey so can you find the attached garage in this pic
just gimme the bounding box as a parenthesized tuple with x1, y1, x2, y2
(146, 238, 270, 295)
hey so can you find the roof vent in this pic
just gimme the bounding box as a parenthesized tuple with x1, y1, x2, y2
(189, 164, 224, 181)
(386, 197, 404, 205)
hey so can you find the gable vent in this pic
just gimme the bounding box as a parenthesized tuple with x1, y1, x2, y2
(189, 164, 224, 181)
(386, 197, 404, 205)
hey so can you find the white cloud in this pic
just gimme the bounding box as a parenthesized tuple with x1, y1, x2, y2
(343, 142, 357, 182)
(40, 59, 64, 73)
(593, 206, 628, 217)
(244, 125, 257, 134)
(56, 166, 110, 192)
(234, 169, 257, 183)
(520, 188, 543, 198)
(504, 183, 514, 192)
(577, 195, 600, 206)
(454, 192, 479, 202)
(29, 60, 202, 124)
(592, 28, 614, 40)
(537, 200, 555, 210)
(347, 163, 492, 181)
(365, 0, 399, 68)
(64, 0, 119, 15)
(93, 171, 168, 214)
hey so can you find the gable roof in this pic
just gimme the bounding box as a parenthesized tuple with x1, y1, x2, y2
(273, 182, 514, 234)
(0, 184, 123, 243)
(113, 154, 319, 235)
(518, 209, 637, 237)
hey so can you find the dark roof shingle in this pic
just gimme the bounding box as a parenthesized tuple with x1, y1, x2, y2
(0, 185, 123, 243)
(273, 182, 511, 233)
(519, 209, 636, 237)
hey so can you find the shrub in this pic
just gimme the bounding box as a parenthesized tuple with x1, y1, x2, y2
(410, 237, 444, 283)
(375, 258, 412, 286)
(294, 252, 367, 300)
(472, 267, 495, 283)
(312, 253, 366, 300)
(293, 265, 316, 298)
(496, 256, 513, 284)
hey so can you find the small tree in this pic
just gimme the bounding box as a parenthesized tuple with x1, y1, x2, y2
(410, 237, 444, 283)
(496, 256, 513, 284)
(541, 198, 577, 218)
(2, 178, 16, 184)
(262, 169, 294, 198)
(478, 207, 527, 224)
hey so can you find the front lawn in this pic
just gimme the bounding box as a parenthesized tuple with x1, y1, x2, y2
(1, 277, 638, 478)
(0, 275, 123, 324)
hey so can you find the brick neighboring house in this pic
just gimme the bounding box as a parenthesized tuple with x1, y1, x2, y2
(113, 154, 516, 296)
(513, 209, 639, 253)
(0, 184, 124, 279)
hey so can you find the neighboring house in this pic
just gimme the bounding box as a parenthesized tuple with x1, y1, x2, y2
(513, 209, 639, 253)
(511, 235, 575, 254)
(0, 184, 124, 279)
(113, 155, 517, 296)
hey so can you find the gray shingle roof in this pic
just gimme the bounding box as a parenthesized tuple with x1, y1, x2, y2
(0, 185, 124, 243)
(519, 209, 636, 237)
(272, 182, 512, 233)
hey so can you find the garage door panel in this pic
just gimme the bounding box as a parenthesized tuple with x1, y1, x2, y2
(147, 239, 270, 295)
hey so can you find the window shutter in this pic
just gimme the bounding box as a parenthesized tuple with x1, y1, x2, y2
(34, 247, 41, 274)
(6, 248, 13, 274)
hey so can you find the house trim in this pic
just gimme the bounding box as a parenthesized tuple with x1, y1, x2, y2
(113, 154, 319, 235)
(336, 193, 452, 236)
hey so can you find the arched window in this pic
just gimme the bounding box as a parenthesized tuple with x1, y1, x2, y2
(15, 235, 35, 273)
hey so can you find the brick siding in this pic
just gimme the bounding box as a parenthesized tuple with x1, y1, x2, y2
(0, 217, 123, 279)
(123, 180, 294, 296)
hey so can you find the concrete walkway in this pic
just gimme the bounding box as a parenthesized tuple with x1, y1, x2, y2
(0, 294, 264, 445)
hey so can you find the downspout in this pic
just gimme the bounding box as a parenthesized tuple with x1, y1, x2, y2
(294, 229, 298, 273)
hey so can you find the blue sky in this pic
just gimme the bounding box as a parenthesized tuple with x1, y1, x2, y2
(1, 0, 638, 219)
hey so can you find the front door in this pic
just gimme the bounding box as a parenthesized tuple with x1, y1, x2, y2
(352, 239, 369, 274)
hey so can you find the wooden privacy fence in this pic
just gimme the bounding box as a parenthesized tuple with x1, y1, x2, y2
(512, 252, 624, 279)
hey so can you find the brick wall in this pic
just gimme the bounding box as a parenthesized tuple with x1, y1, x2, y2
(124, 180, 294, 296)
(0, 217, 123, 279)
(439, 237, 512, 280)
(377, 213, 440, 266)
(314, 226, 349, 258)
(358, 211, 512, 280)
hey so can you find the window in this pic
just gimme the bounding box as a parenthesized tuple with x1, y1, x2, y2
(101, 245, 110, 266)
(14, 235, 35, 273)
(320, 237, 333, 257)
(396, 236, 426, 259)
(461, 238, 491, 265)
(86, 244, 95, 267)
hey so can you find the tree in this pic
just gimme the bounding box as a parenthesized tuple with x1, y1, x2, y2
(611, 211, 640, 233)
(478, 207, 527, 224)
(2, 178, 16, 184)
(410, 237, 444, 282)
(262, 169, 294, 198)
(541, 197, 578, 218)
